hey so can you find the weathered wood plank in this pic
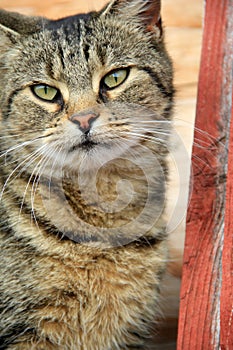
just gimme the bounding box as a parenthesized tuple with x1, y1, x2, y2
(221, 101, 233, 350)
(220, 3, 233, 348)
(177, 0, 233, 348)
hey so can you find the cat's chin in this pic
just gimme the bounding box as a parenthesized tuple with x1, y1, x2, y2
(41, 139, 136, 178)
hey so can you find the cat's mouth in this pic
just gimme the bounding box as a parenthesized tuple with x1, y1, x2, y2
(69, 138, 98, 153)
(67, 131, 115, 154)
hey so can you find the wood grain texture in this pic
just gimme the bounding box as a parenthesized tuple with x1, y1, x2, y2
(178, 0, 233, 348)
(221, 101, 233, 350)
(220, 6, 233, 343)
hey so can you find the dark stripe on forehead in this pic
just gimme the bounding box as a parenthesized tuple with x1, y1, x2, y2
(45, 13, 91, 31)
(81, 23, 94, 63)
(58, 44, 65, 70)
(45, 12, 96, 47)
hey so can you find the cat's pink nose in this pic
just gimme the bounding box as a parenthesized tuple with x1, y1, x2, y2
(69, 112, 99, 133)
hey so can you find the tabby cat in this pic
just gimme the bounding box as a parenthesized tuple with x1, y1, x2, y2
(0, 0, 174, 349)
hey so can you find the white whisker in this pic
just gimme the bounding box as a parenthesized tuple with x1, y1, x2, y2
(0, 137, 42, 162)
(47, 144, 65, 195)
(132, 120, 172, 124)
(29, 146, 60, 226)
(18, 145, 51, 216)
(0, 144, 47, 202)
(119, 131, 168, 145)
(133, 127, 170, 137)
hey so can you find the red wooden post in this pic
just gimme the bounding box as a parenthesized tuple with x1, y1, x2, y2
(221, 103, 233, 350)
(177, 0, 233, 349)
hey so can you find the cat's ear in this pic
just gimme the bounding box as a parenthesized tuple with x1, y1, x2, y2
(0, 9, 45, 47)
(101, 0, 162, 38)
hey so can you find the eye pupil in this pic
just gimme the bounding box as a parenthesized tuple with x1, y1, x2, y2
(32, 84, 59, 102)
(103, 69, 129, 90)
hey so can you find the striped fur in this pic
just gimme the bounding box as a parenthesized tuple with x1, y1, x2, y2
(0, 0, 174, 349)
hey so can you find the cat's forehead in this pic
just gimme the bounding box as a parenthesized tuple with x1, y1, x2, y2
(41, 12, 149, 63)
(2, 7, 165, 97)
(14, 13, 152, 86)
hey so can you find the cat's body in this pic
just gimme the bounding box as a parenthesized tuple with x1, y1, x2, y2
(0, 1, 174, 349)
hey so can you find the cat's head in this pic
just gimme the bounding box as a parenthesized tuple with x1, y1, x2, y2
(0, 0, 173, 175)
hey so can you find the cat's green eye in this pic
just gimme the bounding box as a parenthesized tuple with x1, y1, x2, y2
(103, 69, 129, 90)
(32, 84, 59, 102)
